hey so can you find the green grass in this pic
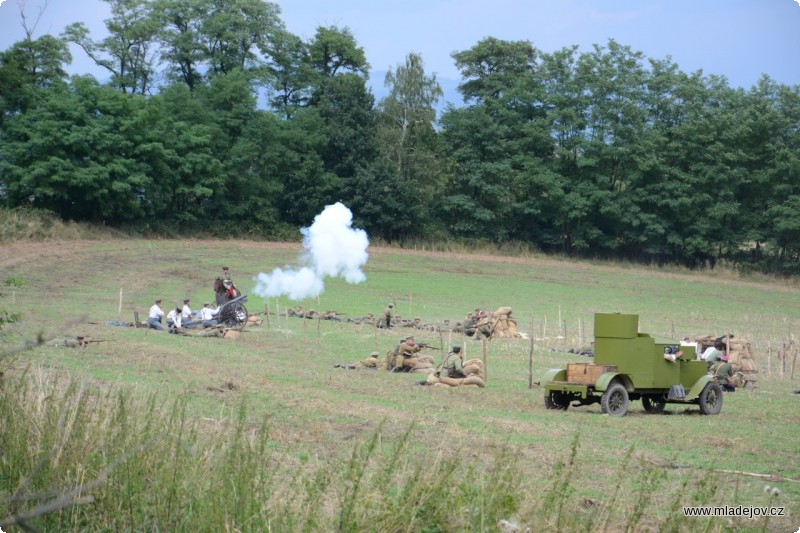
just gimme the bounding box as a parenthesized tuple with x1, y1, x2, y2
(1, 239, 799, 531)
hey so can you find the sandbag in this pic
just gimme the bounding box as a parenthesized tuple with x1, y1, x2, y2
(463, 364, 481, 376)
(439, 375, 464, 387)
(462, 375, 486, 387)
(417, 354, 435, 365)
(494, 306, 513, 317)
(355, 357, 379, 369)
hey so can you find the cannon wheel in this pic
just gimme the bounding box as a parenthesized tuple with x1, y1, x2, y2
(219, 301, 248, 330)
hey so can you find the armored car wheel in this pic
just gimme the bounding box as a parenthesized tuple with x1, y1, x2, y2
(642, 395, 666, 414)
(698, 381, 723, 415)
(601, 382, 629, 417)
(544, 391, 570, 410)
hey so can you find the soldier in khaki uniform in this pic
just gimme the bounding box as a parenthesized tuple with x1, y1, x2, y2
(383, 303, 395, 328)
(394, 336, 422, 371)
(441, 345, 466, 378)
(473, 311, 494, 340)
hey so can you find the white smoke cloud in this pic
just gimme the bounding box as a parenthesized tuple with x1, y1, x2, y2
(253, 202, 369, 300)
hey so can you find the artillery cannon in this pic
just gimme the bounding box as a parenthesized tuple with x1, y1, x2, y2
(217, 294, 248, 330)
(542, 313, 722, 417)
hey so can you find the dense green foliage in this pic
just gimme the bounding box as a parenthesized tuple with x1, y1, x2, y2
(1, 0, 799, 273)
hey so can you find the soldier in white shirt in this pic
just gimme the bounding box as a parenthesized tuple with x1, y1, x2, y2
(181, 298, 193, 319)
(166, 307, 182, 333)
(181, 298, 199, 328)
(200, 302, 219, 327)
(147, 299, 165, 330)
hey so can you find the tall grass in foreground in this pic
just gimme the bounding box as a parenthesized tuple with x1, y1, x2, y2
(0, 366, 775, 532)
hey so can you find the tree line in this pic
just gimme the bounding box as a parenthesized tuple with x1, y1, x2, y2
(1, 0, 798, 274)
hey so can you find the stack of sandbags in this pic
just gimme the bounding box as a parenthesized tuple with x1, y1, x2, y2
(728, 338, 758, 373)
(408, 353, 436, 374)
(427, 358, 486, 388)
(490, 306, 518, 338)
(246, 315, 262, 326)
(693, 335, 717, 353)
(693, 334, 758, 373)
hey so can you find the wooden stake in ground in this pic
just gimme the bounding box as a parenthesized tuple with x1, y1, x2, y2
(482, 337, 488, 383)
(767, 342, 771, 375)
(317, 314, 321, 344)
(118, 288, 122, 314)
(558, 306, 564, 343)
(791, 340, 798, 380)
(374, 322, 378, 353)
(265, 303, 271, 328)
(528, 314, 535, 389)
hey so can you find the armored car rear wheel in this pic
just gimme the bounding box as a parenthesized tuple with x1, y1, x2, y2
(544, 391, 570, 410)
(642, 395, 666, 414)
(698, 381, 723, 415)
(601, 383, 629, 417)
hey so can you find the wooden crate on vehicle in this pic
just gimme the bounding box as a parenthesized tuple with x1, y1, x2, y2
(567, 363, 618, 384)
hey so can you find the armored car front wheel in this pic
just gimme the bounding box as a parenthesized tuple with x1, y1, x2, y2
(698, 381, 723, 415)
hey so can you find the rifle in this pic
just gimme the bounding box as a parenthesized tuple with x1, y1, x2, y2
(417, 342, 440, 350)
(76, 338, 115, 347)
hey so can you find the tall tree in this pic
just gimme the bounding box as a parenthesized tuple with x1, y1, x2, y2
(153, 0, 207, 90)
(569, 39, 648, 255)
(302, 25, 376, 220)
(0, 35, 71, 121)
(307, 26, 368, 79)
(201, 0, 283, 76)
(264, 28, 315, 118)
(440, 38, 554, 242)
(0, 76, 152, 221)
(135, 83, 224, 225)
(63, 0, 160, 95)
(376, 52, 443, 211)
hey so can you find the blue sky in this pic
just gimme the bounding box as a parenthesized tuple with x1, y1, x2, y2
(1, 0, 799, 98)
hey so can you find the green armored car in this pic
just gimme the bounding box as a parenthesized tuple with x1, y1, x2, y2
(542, 313, 722, 417)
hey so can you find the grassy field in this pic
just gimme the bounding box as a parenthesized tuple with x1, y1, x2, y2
(1, 239, 799, 532)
